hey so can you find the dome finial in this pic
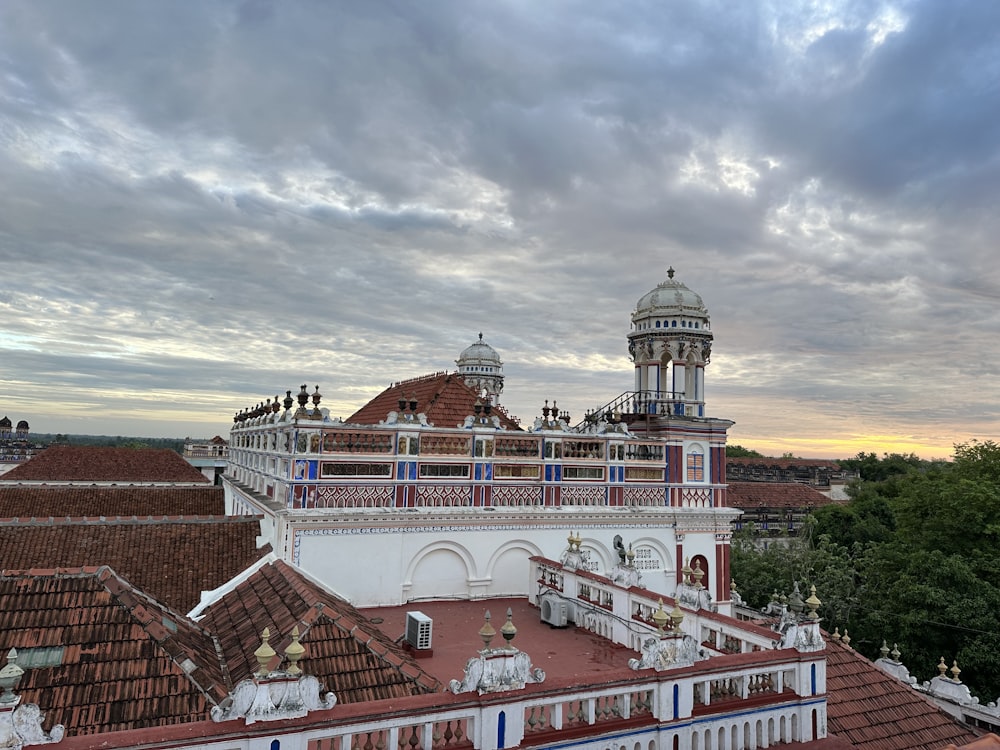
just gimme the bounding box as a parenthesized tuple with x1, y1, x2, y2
(667, 266, 675, 279)
(478, 332, 483, 341)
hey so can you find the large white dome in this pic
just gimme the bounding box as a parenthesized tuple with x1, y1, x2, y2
(635, 267, 708, 318)
(458, 333, 502, 366)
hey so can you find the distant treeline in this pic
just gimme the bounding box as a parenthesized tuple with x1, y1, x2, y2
(30, 433, 192, 453)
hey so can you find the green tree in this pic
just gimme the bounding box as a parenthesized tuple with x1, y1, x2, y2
(727, 445, 764, 458)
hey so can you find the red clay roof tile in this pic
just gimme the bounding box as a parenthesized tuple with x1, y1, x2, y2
(728, 481, 835, 509)
(0, 485, 224, 518)
(0, 567, 226, 737)
(347, 372, 521, 430)
(2, 446, 209, 483)
(0, 517, 271, 612)
(825, 637, 978, 750)
(196, 559, 441, 702)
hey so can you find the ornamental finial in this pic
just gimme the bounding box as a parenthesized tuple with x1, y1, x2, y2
(254, 627, 276, 676)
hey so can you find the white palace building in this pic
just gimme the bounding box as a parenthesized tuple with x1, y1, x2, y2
(0, 268, 980, 750)
(224, 269, 737, 611)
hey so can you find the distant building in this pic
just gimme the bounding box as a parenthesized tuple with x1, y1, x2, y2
(726, 458, 859, 501)
(728, 482, 839, 544)
(183, 435, 230, 484)
(0, 416, 43, 476)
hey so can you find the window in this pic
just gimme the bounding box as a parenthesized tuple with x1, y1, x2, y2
(494, 464, 541, 478)
(625, 467, 663, 481)
(321, 462, 392, 477)
(686, 450, 705, 481)
(419, 464, 470, 478)
(563, 466, 604, 480)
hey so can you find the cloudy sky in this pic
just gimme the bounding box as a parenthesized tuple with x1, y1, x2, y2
(2, 1, 998, 458)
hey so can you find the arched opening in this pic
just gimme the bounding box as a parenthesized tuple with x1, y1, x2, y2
(498, 710, 506, 749)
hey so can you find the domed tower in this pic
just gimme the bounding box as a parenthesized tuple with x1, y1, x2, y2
(15, 420, 29, 440)
(0, 416, 11, 441)
(627, 267, 713, 418)
(456, 333, 504, 403)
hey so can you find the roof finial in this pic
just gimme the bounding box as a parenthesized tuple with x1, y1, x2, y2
(254, 627, 276, 676)
(479, 610, 496, 649)
(478, 332, 483, 341)
(667, 266, 675, 279)
(500, 607, 517, 648)
(0, 648, 24, 704)
(285, 626, 306, 675)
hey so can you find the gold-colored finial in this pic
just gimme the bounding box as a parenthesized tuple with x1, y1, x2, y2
(831, 627, 841, 641)
(691, 560, 704, 589)
(950, 660, 962, 682)
(285, 625, 306, 675)
(254, 627, 277, 676)
(841, 629, 851, 647)
(479, 610, 496, 649)
(651, 598, 669, 633)
(670, 601, 685, 632)
(937, 657, 948, 677)
(805, 584, 821, 619)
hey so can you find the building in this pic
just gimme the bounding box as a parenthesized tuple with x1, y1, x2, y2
(184, 435, 231, 484)
(725, 459, 858, 502)
(0, 271, 981, 750)
(223, 270, 738, 610)
(0, 417, 42, 476)
(727, 483, 838, 541)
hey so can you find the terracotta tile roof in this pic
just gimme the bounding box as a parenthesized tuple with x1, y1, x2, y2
(727, 457, 844, 470)
(825, 636, 979, 750)
(727, 481, 835, 509)
(0, 566, 226, 736)
(944, 735, 1000, 750)
(2, 445, 209, 482)
(0, 516, 270, 613)
(0, 485, 224, 517)
(347, 372, 521, 430)
(196, 559, 441, 702)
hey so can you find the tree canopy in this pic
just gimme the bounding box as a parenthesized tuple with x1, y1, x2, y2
(732, 442, 1000, 700)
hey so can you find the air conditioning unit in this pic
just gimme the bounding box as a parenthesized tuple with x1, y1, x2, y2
(405, 611, 433, 651)
(540, 595, 569, 627)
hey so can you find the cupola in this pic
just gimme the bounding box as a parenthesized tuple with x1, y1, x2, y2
(627, 267, 713, 418)
(456, 333, 505, 402)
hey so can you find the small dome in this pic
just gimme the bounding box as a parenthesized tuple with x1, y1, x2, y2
(16, 420, 28, 430)
(635, 267, 708, 318)
(458, 333, 502, 366)
(0, 416, 10, 428)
